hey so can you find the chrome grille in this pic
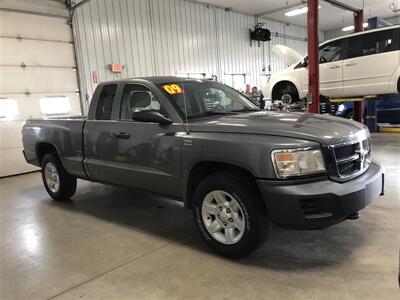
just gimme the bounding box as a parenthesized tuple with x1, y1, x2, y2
(328, 137, 371, 182)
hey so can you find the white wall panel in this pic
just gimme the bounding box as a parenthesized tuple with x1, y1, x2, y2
(0, 12, 72, 42)
(0, 39, 75, 67)
(0, 67, 78, 94)
(0, 120, 39, 177)
(0, 0, 70, 18)
(73, 0, 320, 103)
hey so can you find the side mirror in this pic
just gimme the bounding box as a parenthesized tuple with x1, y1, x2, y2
(303, 57, 308, 67)
(131, 110, 172, 125)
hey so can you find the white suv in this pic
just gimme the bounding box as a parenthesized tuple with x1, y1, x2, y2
(264, 25, 400, 102)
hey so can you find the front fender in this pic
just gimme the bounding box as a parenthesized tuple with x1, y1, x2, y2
(265, 70, 305, 100)
(181, 132, 319, 207)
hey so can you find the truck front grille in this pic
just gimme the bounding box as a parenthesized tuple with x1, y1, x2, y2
(327, 137, 371, 182)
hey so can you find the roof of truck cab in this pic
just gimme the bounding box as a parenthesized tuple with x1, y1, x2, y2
(97, 76, 201, 86)
(135, 76, 188, 83)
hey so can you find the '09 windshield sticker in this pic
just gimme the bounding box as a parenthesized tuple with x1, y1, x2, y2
(162, 84, 184, 95)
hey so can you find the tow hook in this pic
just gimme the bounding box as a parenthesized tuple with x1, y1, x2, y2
(347, 212, 360, 220)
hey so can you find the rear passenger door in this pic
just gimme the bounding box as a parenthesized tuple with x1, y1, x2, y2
(343, 28, 399, 96)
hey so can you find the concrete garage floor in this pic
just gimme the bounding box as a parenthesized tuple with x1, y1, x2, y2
(1, 133, 399, 300)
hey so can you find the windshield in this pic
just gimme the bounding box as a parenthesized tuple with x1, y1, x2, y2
(157, 80, 259, 119)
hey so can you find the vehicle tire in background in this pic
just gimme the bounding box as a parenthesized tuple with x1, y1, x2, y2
(274, 82, 299, 104)
(345, 110, 354, 120)
(41, 153, 77, 201)
(192, 172, 272, 258)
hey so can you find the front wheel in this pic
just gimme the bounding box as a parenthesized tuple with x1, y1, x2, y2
(41, 153, 77, 201)
(192, 172, 272, 258)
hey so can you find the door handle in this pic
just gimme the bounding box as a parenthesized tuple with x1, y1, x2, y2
(114, 131, 130, 139)
(329, 65, 340, 69)
(345, 62, 356, 66)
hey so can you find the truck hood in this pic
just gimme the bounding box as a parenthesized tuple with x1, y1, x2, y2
(272, 45, 303, 66)
(189, 111, 369, 145)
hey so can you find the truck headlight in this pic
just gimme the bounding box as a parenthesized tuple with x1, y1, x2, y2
(272, 148, 326, 178)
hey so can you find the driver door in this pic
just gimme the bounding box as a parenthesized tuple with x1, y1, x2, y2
(111, 83, 183, 197)
(300, 39, 344, 98)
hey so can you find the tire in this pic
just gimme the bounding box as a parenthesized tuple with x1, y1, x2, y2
(41, 152, 77, 201)
(276, 84, 299, 104)
(192, 172, 272, 258)
(345, 109, 354, 120)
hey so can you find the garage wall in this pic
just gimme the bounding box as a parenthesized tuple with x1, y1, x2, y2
(73, 0, 320, 110)
(0, 0, 81, 177)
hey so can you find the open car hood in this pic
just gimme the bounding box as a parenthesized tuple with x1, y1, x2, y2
(272, 45, 303, 66)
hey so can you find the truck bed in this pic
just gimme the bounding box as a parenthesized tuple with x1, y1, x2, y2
(22, 116, 88, 179)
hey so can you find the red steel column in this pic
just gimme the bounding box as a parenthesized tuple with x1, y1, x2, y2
(353, 10, 364, 123)
(307, 0, 320, 113)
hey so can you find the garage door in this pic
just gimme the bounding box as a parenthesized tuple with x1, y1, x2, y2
(0, 9, 81, 177)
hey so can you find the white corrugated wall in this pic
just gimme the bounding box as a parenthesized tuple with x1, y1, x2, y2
(73, 0, 323, 111)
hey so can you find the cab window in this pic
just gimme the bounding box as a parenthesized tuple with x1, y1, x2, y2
(120, 84, 164, 120)
(95, 85, 117, 120)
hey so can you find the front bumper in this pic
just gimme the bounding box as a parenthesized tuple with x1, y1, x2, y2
(256, 160, 384, 229)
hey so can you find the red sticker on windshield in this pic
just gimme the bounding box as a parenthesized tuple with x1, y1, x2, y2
(162, 84, 184, 95)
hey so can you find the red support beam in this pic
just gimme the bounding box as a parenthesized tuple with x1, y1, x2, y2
(353, 10, 364, 123)
(307, 0, 320, 113)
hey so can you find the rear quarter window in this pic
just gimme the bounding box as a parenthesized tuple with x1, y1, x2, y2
(345, 28, 399, 59)
(95, 85, 117, 120)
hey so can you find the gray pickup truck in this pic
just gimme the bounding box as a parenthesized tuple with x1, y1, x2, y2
(22, 77, 384, 257)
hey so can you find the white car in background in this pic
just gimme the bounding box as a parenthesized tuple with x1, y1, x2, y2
(264, 25, 400, 102)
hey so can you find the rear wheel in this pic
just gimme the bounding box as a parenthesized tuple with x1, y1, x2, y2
(41, 153, 77, 201)
(192, 172, 272, 258)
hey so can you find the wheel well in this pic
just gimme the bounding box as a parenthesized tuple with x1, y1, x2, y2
(271, 81, 299, 100)
(186, 161, 258, 209)
(36, 142, 58, 164)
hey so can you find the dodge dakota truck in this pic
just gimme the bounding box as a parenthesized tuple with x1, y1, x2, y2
(22, 77, 384, 258)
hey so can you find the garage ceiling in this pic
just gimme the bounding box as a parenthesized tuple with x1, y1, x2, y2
(194, 0, 399, 31)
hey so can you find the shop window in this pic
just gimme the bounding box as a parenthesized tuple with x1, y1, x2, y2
(0, 98, 19, 121)
(40, 96, 71, 115)
(224, 74, 247, 91)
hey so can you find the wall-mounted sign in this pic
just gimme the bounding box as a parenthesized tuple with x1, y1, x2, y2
(110, 63, 123, 73)
(92, 71, 98, 84)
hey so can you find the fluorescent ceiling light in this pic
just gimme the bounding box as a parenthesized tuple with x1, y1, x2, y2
(342, 23, 368, 32)
(284, 6, 321, 17)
